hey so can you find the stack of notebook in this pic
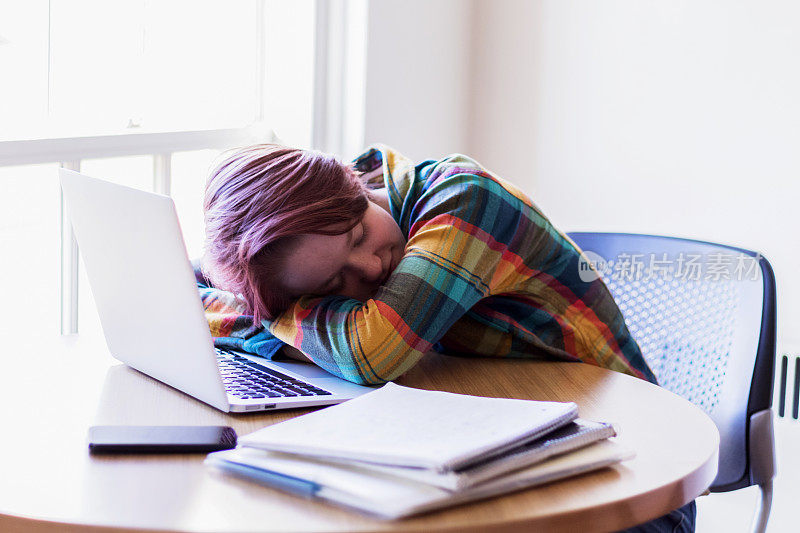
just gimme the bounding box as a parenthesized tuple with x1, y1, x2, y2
(205, 382, 632, 519)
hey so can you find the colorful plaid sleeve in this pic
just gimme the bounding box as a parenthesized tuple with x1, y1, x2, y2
(264, 145, 656, 385)
(198, 277, 285, 360)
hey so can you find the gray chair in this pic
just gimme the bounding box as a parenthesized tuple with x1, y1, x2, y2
(568, 232, 776, 533)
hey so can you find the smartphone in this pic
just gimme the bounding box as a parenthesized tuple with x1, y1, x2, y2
(88, 425, 237, 454)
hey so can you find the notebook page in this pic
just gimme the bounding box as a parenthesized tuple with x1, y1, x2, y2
(239, 382, 578, 471)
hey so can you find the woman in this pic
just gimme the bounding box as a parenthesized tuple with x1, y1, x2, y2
(201, 143, 655, 385)
(200, 143, 694, 532)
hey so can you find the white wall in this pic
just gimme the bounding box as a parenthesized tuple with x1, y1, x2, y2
(467, 0, 546, 189)
(264, 0, 316, 149)
(468, 0, 800, 346)
(362, 0, 473, 162)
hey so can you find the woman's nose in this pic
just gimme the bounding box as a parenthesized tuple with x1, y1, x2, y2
(349, 251, 383, 282)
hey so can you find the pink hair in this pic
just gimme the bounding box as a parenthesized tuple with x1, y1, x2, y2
(202, 144, 369, 322)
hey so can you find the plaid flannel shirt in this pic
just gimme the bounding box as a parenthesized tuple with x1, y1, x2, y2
(255, 145, 656, 385)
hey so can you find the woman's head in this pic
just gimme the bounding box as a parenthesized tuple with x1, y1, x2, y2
(203, 144, 405, 323)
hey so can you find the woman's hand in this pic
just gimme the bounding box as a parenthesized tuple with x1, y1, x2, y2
(280, 345, 313, 363)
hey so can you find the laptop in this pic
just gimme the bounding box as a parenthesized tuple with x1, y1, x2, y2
(59, 168, 375, 413)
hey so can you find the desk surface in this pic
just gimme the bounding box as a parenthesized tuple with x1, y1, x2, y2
(0, 333, 718, 533)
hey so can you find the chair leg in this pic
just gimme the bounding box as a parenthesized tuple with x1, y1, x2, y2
(750, 480, 773, 533)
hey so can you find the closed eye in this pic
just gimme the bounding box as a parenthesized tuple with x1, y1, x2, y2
(354, 223, 368, 247)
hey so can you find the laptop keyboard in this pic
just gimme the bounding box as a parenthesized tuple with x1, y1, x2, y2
(215, 349, 332, 400)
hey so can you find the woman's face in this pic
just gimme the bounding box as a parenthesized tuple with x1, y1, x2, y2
(277, 190, 406, 302)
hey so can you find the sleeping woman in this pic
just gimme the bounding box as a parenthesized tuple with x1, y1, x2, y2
(199, 143, 656, 386)
(198, 143, 696, 532)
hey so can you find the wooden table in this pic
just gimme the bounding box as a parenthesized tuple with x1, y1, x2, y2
(0, 332, 719, 533)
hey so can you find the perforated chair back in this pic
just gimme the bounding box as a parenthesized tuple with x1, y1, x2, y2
(567, 232, 776, 497)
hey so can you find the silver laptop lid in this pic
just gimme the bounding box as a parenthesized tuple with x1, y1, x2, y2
(59, 169, 229, 411)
